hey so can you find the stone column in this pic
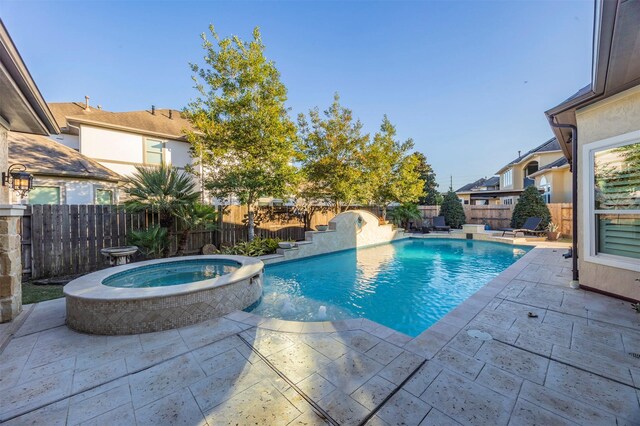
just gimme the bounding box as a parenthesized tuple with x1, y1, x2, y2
(0, 121, 25, 322)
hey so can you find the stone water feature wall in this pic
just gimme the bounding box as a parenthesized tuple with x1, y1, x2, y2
(261, 210, 408, 265)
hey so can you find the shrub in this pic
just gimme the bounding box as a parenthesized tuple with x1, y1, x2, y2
(439, 191, 466, 228)
(127, 225, 169, 259)
(387, 203, 422, 229)
(511, 186, 551, 229)
(221, 237, 281, 256)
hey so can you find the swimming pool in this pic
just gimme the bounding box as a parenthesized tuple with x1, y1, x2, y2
(248, 238, 531, 336)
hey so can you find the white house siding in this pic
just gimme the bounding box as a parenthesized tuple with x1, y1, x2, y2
(11, 177, 119, 205)
(575, 85, 640, 300)
(49, 133, 79, 150)
(165, 140, 191, 169)
(80, 125, 144, 165)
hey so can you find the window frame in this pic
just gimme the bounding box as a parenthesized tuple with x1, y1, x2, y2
(144, 137, 165, 165)
(29, 186, 61, 205)
(502, 168, 513, 187)
(582, 129, 640, 272)
(95, 187, 114, 205)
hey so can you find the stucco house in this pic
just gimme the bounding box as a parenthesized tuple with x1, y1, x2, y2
(455, 176, 501, 205)
(545, 0, 639, 301)
(48, 100, 200, 180)
(8, 132, 122, 205)
(0, 20, 60, 321)
(495, 137, 568, 205)
(528, 157, 571, 203)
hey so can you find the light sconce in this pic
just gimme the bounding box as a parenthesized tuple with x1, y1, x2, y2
(2, 164, 33, 197)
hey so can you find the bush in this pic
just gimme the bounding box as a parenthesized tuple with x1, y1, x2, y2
(127, 225, 169, 259)
(221, 237, 281, 256)
(439, 191, 466, 228)
(511, 186, 551, 229)
(387, 203, 421, 229)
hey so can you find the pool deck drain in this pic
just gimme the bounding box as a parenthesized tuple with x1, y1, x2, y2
(1, 247, 639, 425)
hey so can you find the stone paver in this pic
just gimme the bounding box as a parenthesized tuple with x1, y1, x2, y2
(1, 247, 639, 425)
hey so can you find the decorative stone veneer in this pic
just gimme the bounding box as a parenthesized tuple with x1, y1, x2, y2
(65, 255, 263, 335)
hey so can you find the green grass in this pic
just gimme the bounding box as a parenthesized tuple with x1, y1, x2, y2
(22, 281, 65, 305)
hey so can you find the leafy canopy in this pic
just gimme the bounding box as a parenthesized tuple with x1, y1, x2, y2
(412, 152, 439, 205)
(363, 116, 424, 217)
(185, 26, 298, 239)
(297, 93, 370, 213)
(511, 185, 551, 229)
(440, 190, 466, 229)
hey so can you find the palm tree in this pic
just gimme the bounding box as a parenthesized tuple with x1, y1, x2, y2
(124, 165, 200, 256)
(175, 203, 218, 256)
(387, 203, 422, 230)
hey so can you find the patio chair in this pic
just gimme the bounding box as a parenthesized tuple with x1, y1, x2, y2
(432, 216, 451, 233)
(499, 217, 543, 237)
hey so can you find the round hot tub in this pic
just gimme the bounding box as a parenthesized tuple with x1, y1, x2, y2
(64, 255, 263, 335)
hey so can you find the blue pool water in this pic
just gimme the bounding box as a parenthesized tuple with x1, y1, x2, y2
(102, 259, 240, 288)
(248, 239, 531, 336)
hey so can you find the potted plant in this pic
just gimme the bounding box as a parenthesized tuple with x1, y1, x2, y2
(547, 222, 560, 241)
(316, 225, 329, 232)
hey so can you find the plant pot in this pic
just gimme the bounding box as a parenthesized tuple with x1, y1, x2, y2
(316, 225, 329, 232)
(547, 231, 560, 241)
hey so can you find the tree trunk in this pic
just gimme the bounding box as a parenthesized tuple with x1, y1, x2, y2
(381, 205, 387, 220)
(176, 227, 190, 256)
(159, 212, 173, 258)
(247, 203, 255, 241)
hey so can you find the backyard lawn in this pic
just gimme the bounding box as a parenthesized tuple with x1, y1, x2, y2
(22, 281, 64, 305)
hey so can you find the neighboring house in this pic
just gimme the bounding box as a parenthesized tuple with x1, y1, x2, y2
(495, 137, 567, 205)
(0, 19, 60, 321)
(545, 0, 639, 301)
(456, 176, 500, 205)
(48, 100, 199, 179)
(8, 132, 122, 205)
(528, 157, 571, 203)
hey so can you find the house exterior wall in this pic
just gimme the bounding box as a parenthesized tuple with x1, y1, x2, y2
(10, 176, 119, 205)
(0, 122, 8, 205)
(49, 133, 79, 150)
(534, 169, 572, 203)
(76, 124, 192, 177)
(575, 85, 640, 300)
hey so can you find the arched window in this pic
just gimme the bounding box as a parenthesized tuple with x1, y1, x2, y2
(539, 176, 551, 203)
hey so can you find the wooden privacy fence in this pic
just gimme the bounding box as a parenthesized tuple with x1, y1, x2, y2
(20, 203, 573, 279)
(417, 203, 573, 236)
(20, 204, 370, 279)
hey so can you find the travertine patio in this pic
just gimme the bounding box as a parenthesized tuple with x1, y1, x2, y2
(1, 247, 639, 425)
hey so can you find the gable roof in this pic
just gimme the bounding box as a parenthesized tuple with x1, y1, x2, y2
(529, 157, 570, 178)
(0, 20, 59, 135)
(496, 137, 561, 174)
(456, 176, 500, 193)
(8, 131, 122, 182)
(49, 103, 193, 140)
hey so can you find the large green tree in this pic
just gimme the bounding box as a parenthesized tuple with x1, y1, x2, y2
(412, 152, 439, 205)
(297, 93, 370, 214)
(185, 26, 298, 241)
(439, 190, 466, 229)
(364, 116, 424, 218)
(511, 185, 551, 229)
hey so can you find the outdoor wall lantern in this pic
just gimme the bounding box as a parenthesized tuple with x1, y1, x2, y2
(2, 164, 33, 197)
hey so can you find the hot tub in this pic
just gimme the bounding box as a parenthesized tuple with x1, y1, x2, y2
(64, 255, 263, 335)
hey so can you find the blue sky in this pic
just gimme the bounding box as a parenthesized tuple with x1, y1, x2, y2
(1, 1, 594, 190)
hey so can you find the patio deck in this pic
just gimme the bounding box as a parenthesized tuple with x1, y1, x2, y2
(0, 247, 638, 425)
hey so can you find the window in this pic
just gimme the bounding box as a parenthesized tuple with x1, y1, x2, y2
(145, 138, 164, 165)
(539, 176, 551, 204)
(503, 198, 513, 205)
(502, 169, 513, 187)
(584, 133, 640, 270)
(96, 189, 113, 205)
(29, 187, 61, 204)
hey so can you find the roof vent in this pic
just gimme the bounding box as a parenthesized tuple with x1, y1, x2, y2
(169, 110, 172, 119)
(151, 105, 155, 115)
(97, 105, 102, 110)
(84, 95, 90, 111)
(518, 150, 521, 158)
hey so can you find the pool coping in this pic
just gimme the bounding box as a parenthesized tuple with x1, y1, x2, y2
(63, 254, 264, 301)
(229, 240, 570, 357)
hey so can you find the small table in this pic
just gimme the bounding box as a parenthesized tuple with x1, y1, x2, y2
(462, 224, 486, 234)
(101, 246, 138, 266)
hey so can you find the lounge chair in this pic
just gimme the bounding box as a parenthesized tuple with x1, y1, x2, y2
(432, 216, 451, 233)
(499, 217, 543, 237)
